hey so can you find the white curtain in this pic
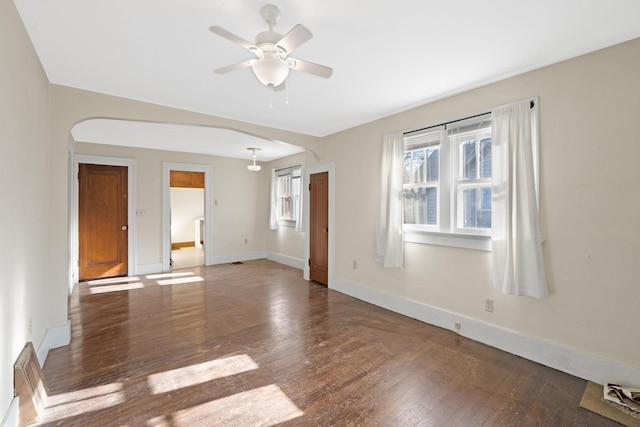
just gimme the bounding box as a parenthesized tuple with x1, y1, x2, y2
(269, 167, 304, 231)
(375, 133, 404, 268)
(269, 168, 278, 230)
(491, 100, 548, 298)
(294, 166, 304, 232)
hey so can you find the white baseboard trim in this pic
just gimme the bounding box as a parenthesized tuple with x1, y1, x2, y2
(208, 251, 267, 265)
(0, 398, 18, 427)
(36, 321, 71, 368)
(266, 252, 304, 270)
(331, 276, 640, 386)
(136, 263, 163, 276)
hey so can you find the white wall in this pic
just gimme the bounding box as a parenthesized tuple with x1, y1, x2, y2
(321, 38, 640, 376)
(170, 187, 204, 244)
(0, 0, 55, 419)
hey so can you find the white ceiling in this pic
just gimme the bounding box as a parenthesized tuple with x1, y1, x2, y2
(14, 0, 640, 159)
(71, 119, 304, 161)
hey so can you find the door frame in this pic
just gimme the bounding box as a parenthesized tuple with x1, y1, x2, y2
(71, 155, 137, 287)
(162, 162, 213, 272)
(304, 162, 334, 286)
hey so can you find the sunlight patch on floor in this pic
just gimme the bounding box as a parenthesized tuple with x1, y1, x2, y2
(89, 282, 145, 294)
(43, 383, 125, 422)
(145, 272, 195, 280)
(147, 354, 259, 394)
(86, 276, 141, 285)
(155, 276, 204, 286)
(167, 384, 304, 426)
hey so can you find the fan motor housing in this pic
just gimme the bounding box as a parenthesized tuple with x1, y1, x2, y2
(255, 31, 282, 47)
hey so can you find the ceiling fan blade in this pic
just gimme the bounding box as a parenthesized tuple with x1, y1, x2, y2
(214, 60, 254, 74)
(210, 26, 256, 51)
(276, 24, 312, 54)
(289, 58, 333, 78)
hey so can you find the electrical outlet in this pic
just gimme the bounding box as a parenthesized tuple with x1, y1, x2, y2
(485, 298, 494, 313)
(454, 322, 461, 333)
(244, 238, 248, 244)
(352, 260, 357, 269)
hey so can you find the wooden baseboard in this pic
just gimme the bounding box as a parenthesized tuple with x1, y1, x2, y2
(171, 241, 195, 250)
(14, 342, 48, 426)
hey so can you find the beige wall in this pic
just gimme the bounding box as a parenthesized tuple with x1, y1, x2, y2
(265, 152, 308, 262)
(45, 85, 323, 338)
(74, 142, 271, 267)
(0, 0, 52, 417)
(3, 0, 639, 418)
(322, 38, 640, 370)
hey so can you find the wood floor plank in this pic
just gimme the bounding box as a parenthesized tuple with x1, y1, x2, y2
(38, 260, 617, 426)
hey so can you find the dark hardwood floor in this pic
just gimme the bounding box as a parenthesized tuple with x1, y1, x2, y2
(39, 260, 615, 426)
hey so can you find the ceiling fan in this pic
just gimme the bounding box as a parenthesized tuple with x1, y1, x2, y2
(210, 4, 333, 89)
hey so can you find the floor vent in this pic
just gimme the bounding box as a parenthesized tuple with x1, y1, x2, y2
(229, 261, 244, 265)
(15, 342, 48, 426)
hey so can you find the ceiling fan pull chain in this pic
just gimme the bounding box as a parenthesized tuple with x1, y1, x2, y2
(269, 87, 274, 110)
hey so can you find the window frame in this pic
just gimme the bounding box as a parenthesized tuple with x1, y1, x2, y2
(402, 115, 493, 250)
(450, 122, 493, 236)
(403, 128, 442, 231)
(275, 165, 302, 227)
(402, 100, 539, 251)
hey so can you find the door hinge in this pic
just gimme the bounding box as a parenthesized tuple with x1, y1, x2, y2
(308, 258, 311, 266)
(308, 183, 311, 191)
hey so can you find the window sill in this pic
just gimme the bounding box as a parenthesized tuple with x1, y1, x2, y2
(277, 219, 296, 228)
(404, 229, 491, 251)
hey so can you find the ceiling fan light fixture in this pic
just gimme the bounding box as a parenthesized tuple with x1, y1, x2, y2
(210, 5, 332, 88)
(252, 54, 289, 87)
(247, 147, 262, 171)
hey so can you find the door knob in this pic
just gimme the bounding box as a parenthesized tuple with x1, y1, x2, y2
(121, 225, 128, 230)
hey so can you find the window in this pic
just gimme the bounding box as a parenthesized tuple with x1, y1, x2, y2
(451, 123, 492, 234)
(403, 130, 440, 228)
(275, 166, 301, 224)
(403, 114, 493, 247)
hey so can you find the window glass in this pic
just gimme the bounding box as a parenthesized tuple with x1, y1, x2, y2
(454, 129, 492, 233)
(403, 117, 492, 235)
(275, 166, 301, 223)
(402, 130, 441, 228)
(427, 148, 439, 182)
(480, 138, 492, 179)
(462, 139, 477, 180)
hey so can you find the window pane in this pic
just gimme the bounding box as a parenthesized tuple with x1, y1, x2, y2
(403, 187, 437, 225)
(461, 187, 491, 229)
(277, 175, 290, 197)
(462, 140, 477, 179)
(403, 152, 411, 184)
(480, 137, 492, 178)
(427, 148, 439, 182)
(290, 177, 301, 221)
(412, 150, 425, 183)
(280, 197, 292, 219)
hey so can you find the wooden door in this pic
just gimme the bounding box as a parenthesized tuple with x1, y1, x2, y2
(310, 172, 329, 285)
(79, 164, 128, 280)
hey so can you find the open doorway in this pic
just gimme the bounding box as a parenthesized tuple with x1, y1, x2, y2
(162, 162, 212, 272)
(170, 170, 204, 269)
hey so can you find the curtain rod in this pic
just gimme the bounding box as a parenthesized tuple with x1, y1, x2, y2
(404, 100, 535, 136)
